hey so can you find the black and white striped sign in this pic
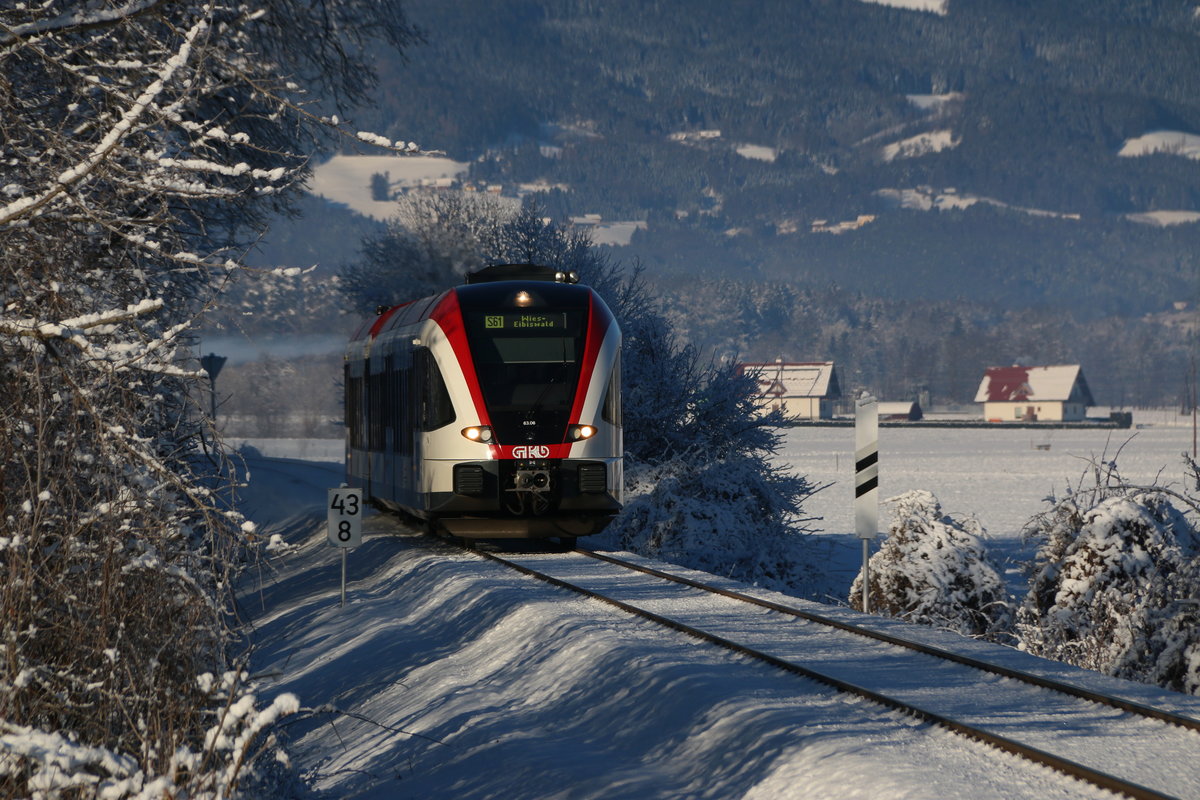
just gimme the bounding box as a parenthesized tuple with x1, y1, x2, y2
(855, 395, 878, 540)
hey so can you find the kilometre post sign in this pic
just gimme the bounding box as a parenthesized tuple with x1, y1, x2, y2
(327, 488, 362, 547)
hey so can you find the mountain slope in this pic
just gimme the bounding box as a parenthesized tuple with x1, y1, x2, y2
(346, 0, 1200, 314)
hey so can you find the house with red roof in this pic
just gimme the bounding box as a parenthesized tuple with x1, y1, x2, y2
(738, 360, 841, 419)
(974, 364, 1095, 422)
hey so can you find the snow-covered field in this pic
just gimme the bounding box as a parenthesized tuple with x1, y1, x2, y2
(308, 154, 470, 220)
(859, 0, 948, 15)
(235, 413, 1197, 600)
(782, 418, 1194, 537)
(1119, 130, 1200, 160)
(777, 415, 1196, 597)
(880, 129, 959, 161)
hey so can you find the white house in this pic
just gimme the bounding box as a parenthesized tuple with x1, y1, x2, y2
(739, 361, 841, 420)
(974, 364, 1095, 422)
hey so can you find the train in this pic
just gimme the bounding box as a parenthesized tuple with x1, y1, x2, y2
(344, 264, 622, 544)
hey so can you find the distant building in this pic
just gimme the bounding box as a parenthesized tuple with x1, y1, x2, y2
(878, 401, 923, 421)
(974, 365, 1094, 422)
(738, 361, 841, 420)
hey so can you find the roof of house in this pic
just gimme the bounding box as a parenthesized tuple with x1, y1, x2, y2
(974, 365, 1095, 405)
(739, 361, 841, 399)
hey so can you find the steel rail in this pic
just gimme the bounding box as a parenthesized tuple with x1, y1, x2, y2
(576, 548, 1200, 735)
(478, 548, 1184, 800)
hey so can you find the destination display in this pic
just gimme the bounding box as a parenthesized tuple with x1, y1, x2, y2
(481, 312, 567, 331)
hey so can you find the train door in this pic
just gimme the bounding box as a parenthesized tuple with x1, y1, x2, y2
(413, 347, 455, 513)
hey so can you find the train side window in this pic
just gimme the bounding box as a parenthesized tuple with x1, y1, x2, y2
(385, 354, 399, 452)
(400, 358, 414, 454)
(602, 353, 622, 428)
(416, 348, 455, 431)
(368, 368, 385, 451)
(345, 365, 363, 449)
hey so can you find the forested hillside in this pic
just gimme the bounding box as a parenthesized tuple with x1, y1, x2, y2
(230, 0, 1199, 409)
(346, 0, 1200, 314)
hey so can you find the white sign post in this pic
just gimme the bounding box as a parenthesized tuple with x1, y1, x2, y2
(328, 487, 363, 607)
(855, 395, 879, 614)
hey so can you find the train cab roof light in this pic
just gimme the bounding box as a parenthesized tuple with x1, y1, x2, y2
(514, 290, 534, 307)
(568, 424, 596, 441)
(461, 425, 495, 444)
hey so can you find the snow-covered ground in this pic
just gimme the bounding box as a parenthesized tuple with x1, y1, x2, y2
(875, 186, 1082, 220)
(906, 93, 965, 111)
(735, 144, 778, 162)
(1125, 210, 1200, 227)
(237, 415, 1198, 797)
(1119, 130, 1200, 160)
(880, 129, 959, 161)
(858, 0, 948, 15)
(307, 154, 470, 220)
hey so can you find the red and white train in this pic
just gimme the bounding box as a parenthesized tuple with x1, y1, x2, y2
(344, 264, 622, 543)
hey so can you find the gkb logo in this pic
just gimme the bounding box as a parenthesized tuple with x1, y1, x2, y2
(511, 445, 550, 459)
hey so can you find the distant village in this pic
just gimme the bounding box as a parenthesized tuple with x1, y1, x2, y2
(738, 361, 1130, 428)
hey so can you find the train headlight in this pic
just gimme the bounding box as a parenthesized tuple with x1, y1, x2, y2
(461, 425, 495, 443)
(568, 424, 596, 441)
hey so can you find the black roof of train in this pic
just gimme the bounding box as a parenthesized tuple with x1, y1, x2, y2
(466, 264, 580, 284)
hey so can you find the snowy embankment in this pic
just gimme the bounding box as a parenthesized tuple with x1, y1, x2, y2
(237, 432, 1196, 799)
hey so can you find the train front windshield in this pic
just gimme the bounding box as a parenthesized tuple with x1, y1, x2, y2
(464, 309, 586, 445)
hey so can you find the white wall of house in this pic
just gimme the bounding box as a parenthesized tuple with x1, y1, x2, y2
(785, 396, 833, 419)
(983, 401, 1087, 422)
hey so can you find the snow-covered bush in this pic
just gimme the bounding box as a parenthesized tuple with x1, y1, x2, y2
(343, 202, 821, 589)
(849, 490, 1012, 638)
(1017, 459, 1200, 693)
(341, 192, 516, 311)
(589, 263, 819, 588)
(0, 675, 298, 800)
(610, 453, 817, 592)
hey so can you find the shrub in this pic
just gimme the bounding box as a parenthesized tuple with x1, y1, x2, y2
(850, 490, 1012, 639)
(1017, 459, 1200, 692)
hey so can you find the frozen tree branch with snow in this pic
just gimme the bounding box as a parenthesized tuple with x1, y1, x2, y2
(0, 0, 419, 795)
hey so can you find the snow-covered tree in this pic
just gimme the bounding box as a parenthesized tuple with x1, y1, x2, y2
(850, 490, 1013, 638)
(0, 1, 418, 794)
(1017, 458, 1200, 693)
(341, 191, 517, 311)
(342, 200, 821, 590)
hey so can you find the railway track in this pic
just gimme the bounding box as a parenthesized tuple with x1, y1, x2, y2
(474, 546, 1200, 800)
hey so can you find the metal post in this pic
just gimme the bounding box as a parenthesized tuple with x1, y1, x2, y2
(862, 539, 870, 614)
(199, 352, 226, 425)
(341, 549, 347, 607)
(855, 394, 879, 614)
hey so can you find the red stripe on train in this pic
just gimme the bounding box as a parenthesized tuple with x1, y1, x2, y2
(567, 293, 612, 426)
(431, 289, 492, 427)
